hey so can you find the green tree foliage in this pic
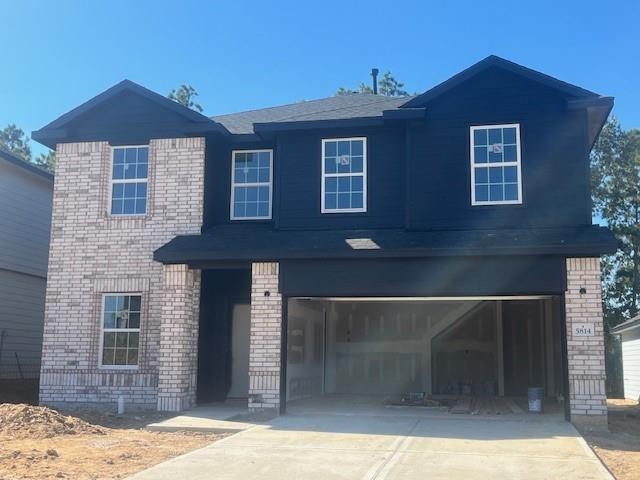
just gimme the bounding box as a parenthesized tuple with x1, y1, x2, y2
(0, 123, 32, 160)
(336, 71, 408, 97)
(168, 84, 203, 112)
(377, 71, 409, 97)
(591, 117, 640, 326)
(35, 150, 56, 171)
(0, 123, 55, 172)
(336, 83, 374, 96)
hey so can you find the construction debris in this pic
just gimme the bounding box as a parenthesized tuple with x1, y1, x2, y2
(0, 405, 223, 480)
(0, 404, 106, 440)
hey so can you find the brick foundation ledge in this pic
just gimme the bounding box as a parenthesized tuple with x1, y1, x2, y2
(41, 400, 157, 412)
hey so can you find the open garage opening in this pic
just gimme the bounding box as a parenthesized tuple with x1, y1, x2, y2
(285, 297, 566, 417)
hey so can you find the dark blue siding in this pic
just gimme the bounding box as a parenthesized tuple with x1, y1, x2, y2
(203, 68, 592, 233)
(69, 91, 200, 146)
(197, 269, 250, 402)
(281, 256, 567, 297)
(274, 127, 406, 230)
(407, 67, 590, 230)
(203, 127, 407, 230)
(203, 140, 231, 228)
(203, 139, 275, 228)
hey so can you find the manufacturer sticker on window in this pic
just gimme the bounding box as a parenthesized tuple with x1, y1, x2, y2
(338, 154, 351, 166)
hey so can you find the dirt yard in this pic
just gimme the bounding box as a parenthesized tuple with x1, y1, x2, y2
(582, 399, 640, 480)
(0, 404, 224, 480)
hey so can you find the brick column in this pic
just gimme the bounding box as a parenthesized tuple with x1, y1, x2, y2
(565, 258, 607, 430)
(248, 262, 283, 412)
(157, 264, 200, 412)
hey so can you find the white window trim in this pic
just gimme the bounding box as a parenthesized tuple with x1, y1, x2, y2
(98, 292, 141, 370)
(230, 149, 273, 221)
(321, 137, 367, 214)
(470, 123, 523, 206)
(108, 145, 149, 217)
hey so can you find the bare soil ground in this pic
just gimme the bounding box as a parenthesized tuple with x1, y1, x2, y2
(0, 404, 224, 480)
(582, 399, 640, 480)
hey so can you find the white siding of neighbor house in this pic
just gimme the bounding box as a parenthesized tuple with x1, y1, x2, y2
(621, 328, 640, 401)
(0, 158, 53, 379)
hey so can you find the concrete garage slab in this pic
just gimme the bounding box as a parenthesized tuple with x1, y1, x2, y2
(129, 413, 612, 480)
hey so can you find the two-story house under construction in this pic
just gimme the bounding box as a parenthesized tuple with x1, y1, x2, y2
(33, 56, 616, 430)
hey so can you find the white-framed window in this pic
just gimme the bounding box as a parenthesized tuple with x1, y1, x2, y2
(100, 294, 141, 368)
(230, 149, 273, 220)
(321, 137, 367, 213)
(110, 145, 149, 215)
(470, 124, 522, 205)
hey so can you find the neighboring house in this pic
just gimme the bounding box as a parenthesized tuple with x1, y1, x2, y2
(611, 315, 640, 401)
(0, 149, 53, 380)
(32, 55, 616, 430)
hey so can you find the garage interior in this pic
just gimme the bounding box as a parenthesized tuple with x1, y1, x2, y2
(285, 297, 565, 416)
(194, 269, 566, 417)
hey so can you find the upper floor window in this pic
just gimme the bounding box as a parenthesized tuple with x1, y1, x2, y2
(110, 146, 148, 215)
(321, 137, 367, 213)
(470, 124, 522, 205)
(101, 294, 141, 368)
(231, 150, 272, 220)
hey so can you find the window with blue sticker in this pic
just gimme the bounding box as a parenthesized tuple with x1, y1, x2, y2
(470, 124, 522, 205)
(322, 137, 366, 213)
(110, 146, 148, 215)
(231, 150, 272, 219)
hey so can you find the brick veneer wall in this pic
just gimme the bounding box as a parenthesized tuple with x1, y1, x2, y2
(248, 262, 282, 411)
(565, 257, 608, 430)
(40, 138, 204, 409)
(157, 264, 200, 412)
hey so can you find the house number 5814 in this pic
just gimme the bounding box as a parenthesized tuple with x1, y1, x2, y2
(574, 323, 594, 337)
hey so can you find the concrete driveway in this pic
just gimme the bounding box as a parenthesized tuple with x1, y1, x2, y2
(130, 412, 612, 480)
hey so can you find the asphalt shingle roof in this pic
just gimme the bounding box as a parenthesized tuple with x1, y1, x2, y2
(0, 148, 53, 181)
(211, 94, 415, 134)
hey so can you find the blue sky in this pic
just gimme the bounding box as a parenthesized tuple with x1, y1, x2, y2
(1, 0, 638, 157)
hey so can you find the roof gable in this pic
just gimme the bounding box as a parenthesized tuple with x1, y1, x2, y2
(32, 57, 611, 147)
(43, 80, 213, 129)
(33, 80, 226, 148)
(402, 55, 599, 108)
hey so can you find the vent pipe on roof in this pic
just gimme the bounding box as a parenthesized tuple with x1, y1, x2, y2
(371, 68, 379, 95)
